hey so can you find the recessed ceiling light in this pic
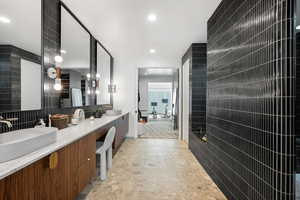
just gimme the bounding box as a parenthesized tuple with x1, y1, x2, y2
(149, 49, 156, 54)
(60, 49, 67, 54)
(0, 16, 11, 24)
(145, 68, 174, 75)
(296, 25, 300, 30)
(147, 14, 157, 22)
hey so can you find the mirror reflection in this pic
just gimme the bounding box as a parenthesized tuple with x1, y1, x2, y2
(96, 43, 111, 105)
(0, 0, 41, 112)
(59, 6, 91, 108)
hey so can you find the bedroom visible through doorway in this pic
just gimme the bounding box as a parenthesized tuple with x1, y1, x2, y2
(137, 68, 179, 139)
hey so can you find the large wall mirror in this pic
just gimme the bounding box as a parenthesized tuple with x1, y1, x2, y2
(96, 43, 112, 105)
(0, 0, 42, 112)
(59, 5, 91, 108)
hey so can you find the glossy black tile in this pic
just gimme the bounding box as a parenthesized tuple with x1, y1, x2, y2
(190, 0, 296, 200)
(182, 43, 207, 138)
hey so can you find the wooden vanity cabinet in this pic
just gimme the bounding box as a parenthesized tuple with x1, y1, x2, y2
(0, 133, 96, 200)
(0, 114, 129, 200)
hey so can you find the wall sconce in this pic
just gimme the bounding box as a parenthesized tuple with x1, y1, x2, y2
(108, 84, 116, 93)
(87, 88, 91, 95)
(53, 67, 62, 91)
(96, 73, 100, 79)
(53, 77, 62, 91)
(93, 73, 101, 95)
(47, 54, 63, 91)
(86, 73, 91, 80)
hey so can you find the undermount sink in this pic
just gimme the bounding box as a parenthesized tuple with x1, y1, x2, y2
(0, 127, 58, 163)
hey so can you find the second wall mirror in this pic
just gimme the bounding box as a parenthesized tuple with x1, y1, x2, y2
(59, 5, 91, 108)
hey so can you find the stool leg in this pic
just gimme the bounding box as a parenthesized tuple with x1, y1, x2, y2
(107, 146, 112, 169)
(100, 151, 107, 181)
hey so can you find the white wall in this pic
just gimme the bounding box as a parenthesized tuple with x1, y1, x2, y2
(113, 55, 180, 138)
(182, 59, 190, 143)
(21, 59, 41, 111)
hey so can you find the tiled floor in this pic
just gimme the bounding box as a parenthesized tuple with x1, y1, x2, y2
(78, 139, 227, 200)
(138, 120, 178, 139)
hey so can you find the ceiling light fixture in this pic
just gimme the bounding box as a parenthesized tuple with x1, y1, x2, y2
(147, 14, 157, 22)
(296, 25, 300, 30)
(0, 16, 11, 24)
(149, 49, 156, 54)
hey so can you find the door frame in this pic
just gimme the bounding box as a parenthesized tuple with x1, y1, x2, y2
(179, 59, 190, 144)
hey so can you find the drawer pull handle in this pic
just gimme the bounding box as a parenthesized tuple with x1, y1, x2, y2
(48, 152, 58, 169)
(87, 158, 91, 161)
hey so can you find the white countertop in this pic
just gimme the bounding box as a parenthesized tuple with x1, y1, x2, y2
(0, 112, 129, 180)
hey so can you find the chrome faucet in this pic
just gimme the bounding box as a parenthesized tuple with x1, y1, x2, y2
(0, 116, 17, 128)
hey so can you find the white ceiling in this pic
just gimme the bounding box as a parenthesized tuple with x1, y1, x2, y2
(62, 0, 222, 68)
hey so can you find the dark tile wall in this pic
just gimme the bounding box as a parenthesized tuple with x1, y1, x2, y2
(0, 0, 112, 133)
(182, 43, 207, 137)
(43, 0, 61, 110)
(296, 32, 300, 173)
(190, 0, 295, 200)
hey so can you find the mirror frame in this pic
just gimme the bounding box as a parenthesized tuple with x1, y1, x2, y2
(59, 2, 93, 109)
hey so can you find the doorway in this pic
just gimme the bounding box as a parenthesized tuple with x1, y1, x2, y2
(137, 68, 179, 139)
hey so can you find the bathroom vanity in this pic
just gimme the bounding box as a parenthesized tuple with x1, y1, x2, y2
(0, 112, 129, 200)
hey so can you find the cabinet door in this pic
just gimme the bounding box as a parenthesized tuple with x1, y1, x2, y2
(78, 163, 90, 193)
(78, 133, 96, 193)
(0, 179, 4, 200)
(1, 157, 47, 200)
(114, 114, 129, 151)
(79, 133, 96, 166)
(67, 141, 80, 200)
(78, 156, 96, 193)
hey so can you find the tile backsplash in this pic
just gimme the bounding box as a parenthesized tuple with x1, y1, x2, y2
(0, 106, 105, 133)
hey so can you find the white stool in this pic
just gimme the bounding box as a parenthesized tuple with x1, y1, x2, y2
(96, 127, 116, 181)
